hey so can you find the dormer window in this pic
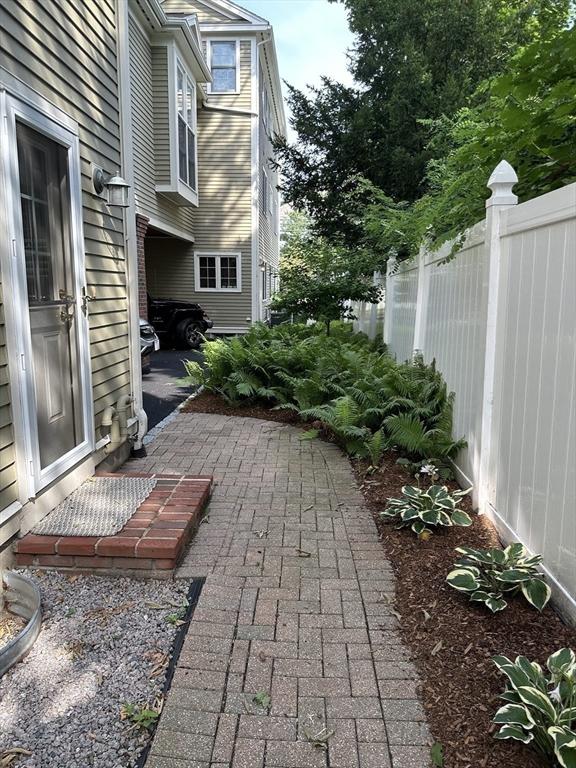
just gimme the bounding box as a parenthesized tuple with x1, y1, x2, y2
(208, 40, 239, 93)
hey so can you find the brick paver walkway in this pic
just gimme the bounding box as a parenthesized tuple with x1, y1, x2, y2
(127, 413, 431, 768)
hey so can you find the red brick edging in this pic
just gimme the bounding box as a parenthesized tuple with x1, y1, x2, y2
(15, 473, 212, 573)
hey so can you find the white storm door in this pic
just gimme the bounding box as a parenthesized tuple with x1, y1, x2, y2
(2, 95, 94, 498)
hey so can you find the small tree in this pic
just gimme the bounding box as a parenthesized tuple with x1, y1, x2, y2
(270, 211, 380, 335)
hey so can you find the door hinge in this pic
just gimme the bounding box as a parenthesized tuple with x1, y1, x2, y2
(20, 353, 26, 371)
(11, 239, 17, 259)
(29, 460, 34, 475)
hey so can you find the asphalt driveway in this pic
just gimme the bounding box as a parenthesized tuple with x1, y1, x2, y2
(142, 348, 203, 429)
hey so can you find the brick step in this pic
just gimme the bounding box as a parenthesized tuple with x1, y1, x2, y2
(14, 473, 212, 575)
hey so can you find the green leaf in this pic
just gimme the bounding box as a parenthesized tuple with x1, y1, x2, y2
(521, 579, 551, 611)
(485, 596, 508, 613)
(498, 569, 535, 583)
(493, 703, 536, 729)
(503, 542, 526, 560)
(421, 509, 441, 525)
(455, 546, 494, 564)
(446, 567, 480, 592)
(516, 686, 558, 721)
(430, 741, 444, 767)
(559, 708, 576, 727)
(548, 649, 576, 676)
(494, 724, 534, 744)
(451, 509, 472, 527)
(299, 429, 319, 441)
(549, 726, 576, 768)
(492, 656, 533, 690)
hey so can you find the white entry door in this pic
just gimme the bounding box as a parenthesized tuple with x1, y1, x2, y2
(1, 93, 94, 498)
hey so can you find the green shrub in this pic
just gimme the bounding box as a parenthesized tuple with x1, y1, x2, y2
(492, 649, 576, 767)
(447, 543, 551, 613)
(183, 323, 464, 465)
(380, 484, 472, 536)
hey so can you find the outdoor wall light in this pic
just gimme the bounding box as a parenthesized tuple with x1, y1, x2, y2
(93, 166, 130, 208)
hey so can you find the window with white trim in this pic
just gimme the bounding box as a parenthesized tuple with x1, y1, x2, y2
(209, 41, 239, 93)
(195, 252, 241, 291)
(176, 60, 197, 191)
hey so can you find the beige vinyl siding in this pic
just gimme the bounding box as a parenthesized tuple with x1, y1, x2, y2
(151, 46, 171, 186)
(146, 107, 253, 329)
(162, 0, 243, 23)
(0, 0, 131, 448)
(128, 11, 196, 234)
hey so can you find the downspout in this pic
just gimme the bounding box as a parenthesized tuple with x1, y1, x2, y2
(116, 0, 148, 453)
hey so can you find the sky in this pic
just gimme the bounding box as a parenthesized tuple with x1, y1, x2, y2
(240, 0, 356, 136)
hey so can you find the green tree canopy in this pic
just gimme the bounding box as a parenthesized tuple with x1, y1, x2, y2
(273, 0, 572, 247)
(357, 26, 576, 260)
(270, 211, 380, 334)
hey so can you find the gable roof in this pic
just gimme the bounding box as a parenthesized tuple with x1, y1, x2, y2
(194, 0, 268, 25)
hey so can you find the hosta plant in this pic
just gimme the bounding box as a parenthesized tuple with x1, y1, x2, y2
(380, 484, 472, 536)
(447, 543, 551, 613)
(492, 648, 576, 767)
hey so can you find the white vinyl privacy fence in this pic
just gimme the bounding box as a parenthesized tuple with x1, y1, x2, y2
(383, 163, 576, 619)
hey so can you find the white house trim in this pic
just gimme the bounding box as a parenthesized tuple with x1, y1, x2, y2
(198, 0, 268, 25)
(144, 216, 196, 243)
(250, 36, 260, 322)
(194, 251, 242, 292)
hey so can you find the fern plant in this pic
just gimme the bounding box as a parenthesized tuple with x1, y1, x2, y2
(182, 323, 464, 468)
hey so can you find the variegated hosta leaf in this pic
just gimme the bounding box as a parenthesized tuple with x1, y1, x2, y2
(492, 656, 533, 690)
(494, 724, 534, 744)
(485, 595, 508, 612)
(514, 656, 545, 688)
(497, 569, 534, 583)
(559, 708, 576, 726)
(516, 686, 558, 721)
(521, 578, 552, 612)
(451, 509, 472, 526)
(548, 726, 576, 768)
(493, 703, 536, 729)
(548, 649, 576, 677)
(446, 567, 480, 592)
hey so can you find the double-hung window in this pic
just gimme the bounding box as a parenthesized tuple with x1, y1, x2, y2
(195, 252, 241, 292)
(176, 61, 197, 191)
(209, 41, 239, 93)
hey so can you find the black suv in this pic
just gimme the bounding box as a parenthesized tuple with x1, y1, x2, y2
(147, 295, 213, 349)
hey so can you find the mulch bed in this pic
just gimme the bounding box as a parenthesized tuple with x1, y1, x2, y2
(354, 452, 576, 768)
(181, 392, 575, 768)
(183, 391, 302, 425)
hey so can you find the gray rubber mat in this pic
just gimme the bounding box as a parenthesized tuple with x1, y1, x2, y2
(32, 477, 157, 537)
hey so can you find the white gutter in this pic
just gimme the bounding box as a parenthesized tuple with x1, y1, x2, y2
(117, 0, 148, 451)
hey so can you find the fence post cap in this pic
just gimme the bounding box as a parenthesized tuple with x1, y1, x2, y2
(487, 160, 518, 207)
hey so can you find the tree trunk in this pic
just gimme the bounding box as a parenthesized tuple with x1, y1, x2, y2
(325, 320, 331, 336)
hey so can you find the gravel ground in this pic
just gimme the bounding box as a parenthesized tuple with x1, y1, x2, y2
(0, 570, 190, 768)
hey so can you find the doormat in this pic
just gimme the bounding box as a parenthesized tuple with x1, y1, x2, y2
(32, 477, 157, 537)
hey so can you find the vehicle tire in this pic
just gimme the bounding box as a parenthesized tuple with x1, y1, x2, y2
(176, 318, 203, 350)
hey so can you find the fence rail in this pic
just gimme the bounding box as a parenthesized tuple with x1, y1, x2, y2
(381, 164, 576, 620)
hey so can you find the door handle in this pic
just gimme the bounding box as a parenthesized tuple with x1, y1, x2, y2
(81, 287, 96, 316)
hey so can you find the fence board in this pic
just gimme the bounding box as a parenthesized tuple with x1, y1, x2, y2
(383, 180, 576, 616)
